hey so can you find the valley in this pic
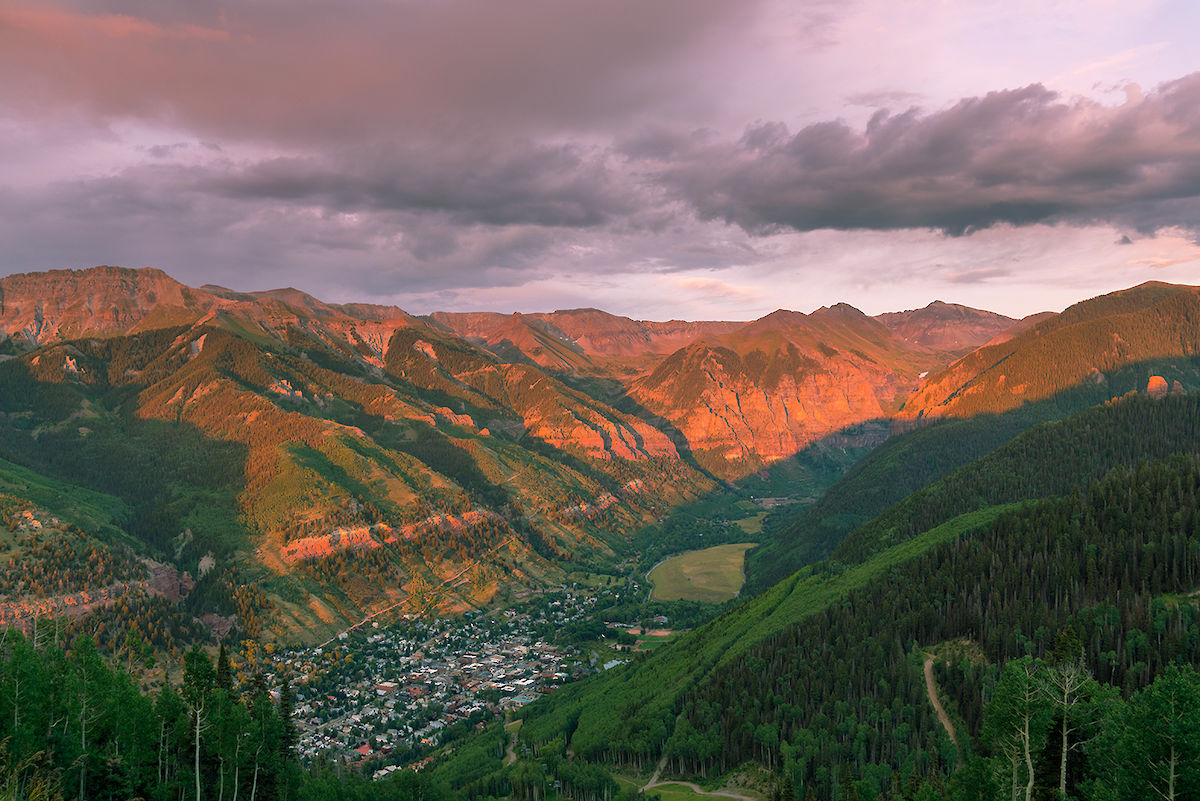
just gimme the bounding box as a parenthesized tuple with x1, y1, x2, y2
(0, 266, 1003, 646)
(5, 269, 1200, 800)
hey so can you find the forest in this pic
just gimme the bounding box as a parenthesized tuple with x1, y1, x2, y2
(748, 356, 1200, 591)
(0, 634, 460, 801)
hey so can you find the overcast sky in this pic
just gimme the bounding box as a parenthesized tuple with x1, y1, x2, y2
(2, 0, 1199, 320)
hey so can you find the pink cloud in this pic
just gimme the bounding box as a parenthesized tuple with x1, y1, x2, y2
(0, 0, 754, 144)
(0, 4, 230, 43)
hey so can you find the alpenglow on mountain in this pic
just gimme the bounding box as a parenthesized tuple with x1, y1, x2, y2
(0, 265, 1037, 638)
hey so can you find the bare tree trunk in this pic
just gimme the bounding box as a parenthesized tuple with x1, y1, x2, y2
(250, 743, 263, 801)
(79, 694, 88, 801)
(232, 738, 241, 801)
(1022, 719, 1034, 801)
(1059, 712, 1068, 799)
(1168, 745, 1177, 801)
(195, 704, 204, 801)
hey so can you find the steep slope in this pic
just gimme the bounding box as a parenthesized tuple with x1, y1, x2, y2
(901, 281, 1200, 420)
(836, 387, 1200, 560)
(745, 354, 1200, 590)
(0, 268, 718, 642)
(0, 322, 712, 639)
(427, 308, 745, 375)
(0, 265, 217, 343)
(532, 309, 744, 359)
(382, 324, 679, 461)
(744, 405, 1045, 591)
(627, 305, 941, 476)
(426, 312, 595, 373)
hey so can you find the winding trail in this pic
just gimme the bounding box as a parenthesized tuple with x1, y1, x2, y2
(641, 751, 757, 801)
(645, 780, 756, 801)
(643, 753, 668, 790)
(924, 654, 964, 767)
(504, 721, 521, 766)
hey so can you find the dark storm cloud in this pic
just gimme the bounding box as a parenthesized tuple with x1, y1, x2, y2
(646, 74, 1200, 236)
(202, 141, 641, 228)
(0, 165, 569, 295)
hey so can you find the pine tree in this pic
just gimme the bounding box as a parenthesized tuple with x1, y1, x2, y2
(216, 642, 232, 694)
(278, 674, 297, 763)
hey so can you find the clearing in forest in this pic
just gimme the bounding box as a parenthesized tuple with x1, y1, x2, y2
(648, 542, 755, 602)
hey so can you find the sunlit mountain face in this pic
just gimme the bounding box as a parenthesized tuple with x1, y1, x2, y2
(8, 264, 1200, 645)
(0, 264, 1036, 643)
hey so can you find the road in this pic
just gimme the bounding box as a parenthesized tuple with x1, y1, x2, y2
(923, 654, 963, 767)
(504, 721, 521, 766)
(642, 751, 757, 801)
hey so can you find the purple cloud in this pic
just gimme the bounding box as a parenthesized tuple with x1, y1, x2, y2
(647, 74, 1200, 236)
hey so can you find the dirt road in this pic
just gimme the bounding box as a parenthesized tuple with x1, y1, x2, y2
(924, 654, 963, 766)
(642, 752, 757, 801)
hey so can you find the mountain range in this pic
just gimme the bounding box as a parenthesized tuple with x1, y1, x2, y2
(5, 266, 1200, 647)
(6, 267, 1200, 799)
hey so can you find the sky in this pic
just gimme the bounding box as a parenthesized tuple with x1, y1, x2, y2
(2, 0, 1200, 321)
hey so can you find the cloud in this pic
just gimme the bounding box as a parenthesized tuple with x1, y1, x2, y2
(944, 267, 1012, 284)
(0, 0, 759, 144)
(1127, 254, 1199, 269)
(844, 89, 923, 108)
(0, 3, 230, 43)
(647, 73, 1200, 237)
(675, 276, 761, 298)
(3, 0, 1200, 322)
(198, 141, 643, 228)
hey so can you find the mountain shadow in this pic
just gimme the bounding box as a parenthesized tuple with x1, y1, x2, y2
(746, 354, 1200, 592)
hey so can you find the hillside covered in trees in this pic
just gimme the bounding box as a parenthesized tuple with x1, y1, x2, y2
(425, 391, 1200, 800)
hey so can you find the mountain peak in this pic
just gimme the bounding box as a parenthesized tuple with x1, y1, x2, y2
(875, 299, 1017, 352)
(811, 302, 869, 320)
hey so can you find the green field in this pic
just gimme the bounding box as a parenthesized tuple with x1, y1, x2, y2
(734, 512, 765, 535)
(648, 543, 755, 602)
(636, 631, 679, 650)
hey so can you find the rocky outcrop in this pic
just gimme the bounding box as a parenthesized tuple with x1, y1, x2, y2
(0, 266, 215, 343)
(385, 327, 678, 461)
(630, 306, 941, 476)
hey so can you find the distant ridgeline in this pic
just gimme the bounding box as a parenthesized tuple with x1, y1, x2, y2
(427, 390, 1200, 801)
